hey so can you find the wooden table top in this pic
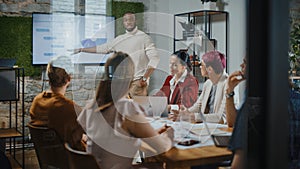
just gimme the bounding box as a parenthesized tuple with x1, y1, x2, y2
(145, 119, 233, 169)
(158, 145, 232, 169)
(0, 128, 22, 138)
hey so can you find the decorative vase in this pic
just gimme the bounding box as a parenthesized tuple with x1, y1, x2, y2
(204, 2, 217, 10)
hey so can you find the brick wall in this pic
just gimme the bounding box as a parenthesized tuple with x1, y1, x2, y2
(0, 68, 100, 137)
(0, 0, 107, 17)
(0, 0, 51, 17)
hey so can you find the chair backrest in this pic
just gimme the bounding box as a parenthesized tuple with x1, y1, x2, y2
(64, 143, 101, 169)
(28, 123, 69, 169)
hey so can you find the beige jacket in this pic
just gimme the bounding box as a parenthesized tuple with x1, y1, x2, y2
(188, 72, 228, 123)
(96, 27, 159, 81)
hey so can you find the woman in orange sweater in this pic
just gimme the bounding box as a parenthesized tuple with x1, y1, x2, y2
(30, 56, 85, 151)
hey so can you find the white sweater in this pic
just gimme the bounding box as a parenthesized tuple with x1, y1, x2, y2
(96, 27, 159, 81)
(188, 72, 228, 123)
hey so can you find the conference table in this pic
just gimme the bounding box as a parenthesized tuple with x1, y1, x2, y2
(145, 118, 233, 169)
(158, 145, 232, 169)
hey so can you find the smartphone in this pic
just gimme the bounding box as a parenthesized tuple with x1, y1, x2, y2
(178, 139, 200, 146)
(211, 134, 231, 147)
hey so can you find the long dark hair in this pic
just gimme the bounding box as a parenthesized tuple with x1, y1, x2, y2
(173, 50, 192, 72)
(95, 52, 134, 109)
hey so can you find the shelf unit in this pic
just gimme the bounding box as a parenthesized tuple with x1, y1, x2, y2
(174, 10, 228, 86)
(0, 67, 25, 169)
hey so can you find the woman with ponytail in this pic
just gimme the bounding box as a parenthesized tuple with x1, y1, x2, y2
(30, 56, 85, 151)
(155, 50, 198, 119)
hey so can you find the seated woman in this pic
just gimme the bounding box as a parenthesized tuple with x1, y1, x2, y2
(226, 58, 247, 169)
(178, 51, 228, 123)
(29, 56, 85, 151)
(77, 52, 174, 169)
(226, 57, 247, 127)
(156, 50, 198, 118)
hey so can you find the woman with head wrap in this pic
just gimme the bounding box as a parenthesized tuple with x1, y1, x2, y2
(177, 50, 228, 124)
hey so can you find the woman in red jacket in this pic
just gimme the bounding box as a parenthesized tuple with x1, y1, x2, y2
(156, 50, 198, 116)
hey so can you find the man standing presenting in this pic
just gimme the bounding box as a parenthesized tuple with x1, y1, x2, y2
(74, 12, 159, 97)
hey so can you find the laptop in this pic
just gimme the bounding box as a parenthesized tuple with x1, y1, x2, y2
(133, 96, 168, 117)
(198, 111, 231, 147)
(132, 96, 151, 115)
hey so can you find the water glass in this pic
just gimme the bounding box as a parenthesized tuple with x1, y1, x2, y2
(149, 96, 167, 120)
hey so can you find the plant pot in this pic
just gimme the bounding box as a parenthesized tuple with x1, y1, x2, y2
(204, 2, 217, 10)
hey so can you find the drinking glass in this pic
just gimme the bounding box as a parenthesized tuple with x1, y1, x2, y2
(179, 113, 193, 139)
(149, 96, 167, 120)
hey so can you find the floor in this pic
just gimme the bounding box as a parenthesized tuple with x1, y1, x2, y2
(7, 148, 39, 169)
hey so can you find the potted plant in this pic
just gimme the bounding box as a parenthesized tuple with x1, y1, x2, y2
(201, 0, 228, 11)
(289, 20, 300, 90)
(289, 22, 300, 76)
(201, 0, 218, 10)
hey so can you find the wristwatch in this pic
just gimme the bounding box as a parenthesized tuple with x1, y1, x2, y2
(142, 76, 147, 82)
(225, 91, 235, 98)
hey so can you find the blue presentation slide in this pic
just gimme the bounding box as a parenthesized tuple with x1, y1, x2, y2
(32, 13, 115, 65)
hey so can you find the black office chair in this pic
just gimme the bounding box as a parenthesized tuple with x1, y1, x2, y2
(28, 123, 69, 169)
(64, 143, 101, 169)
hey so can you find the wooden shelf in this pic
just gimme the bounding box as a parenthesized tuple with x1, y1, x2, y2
(0, 67, 25, 168)
(174, 10, 228, 80)
(0, 128, 22, 138)
(191, 10, 228, 17)
(175, 10, 228, 17)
